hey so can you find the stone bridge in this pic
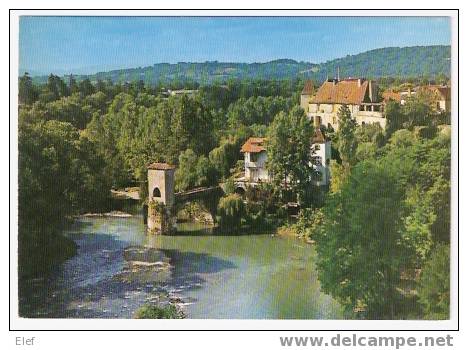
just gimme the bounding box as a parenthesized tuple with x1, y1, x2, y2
(145, 163, 224, 234)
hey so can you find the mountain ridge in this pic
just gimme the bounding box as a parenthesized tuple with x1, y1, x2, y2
(27, 45, 450, 84)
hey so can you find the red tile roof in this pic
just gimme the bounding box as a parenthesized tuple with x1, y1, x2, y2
(241, 137, 267, 153)
(147, 162, 176, 170)
(301, 80, 315, 95)
(312, 79, 369, 105)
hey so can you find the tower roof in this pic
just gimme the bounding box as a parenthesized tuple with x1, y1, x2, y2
(301, 80, 315, 95)
(147, 162, 176, 170)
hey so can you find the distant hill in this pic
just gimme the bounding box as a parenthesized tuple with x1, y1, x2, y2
(29, 45, 450, 85)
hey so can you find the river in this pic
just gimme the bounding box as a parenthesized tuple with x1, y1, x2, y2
(19, 216, 343, 319)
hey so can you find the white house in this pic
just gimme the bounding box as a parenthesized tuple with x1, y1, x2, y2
(238, 125, 331, 188)
(240, 137, 270, 184)
(310, 119, 332, 186)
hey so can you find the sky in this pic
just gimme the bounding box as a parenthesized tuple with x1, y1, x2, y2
(19, 16, 451, 75)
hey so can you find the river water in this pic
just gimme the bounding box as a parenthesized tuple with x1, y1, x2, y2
(19, 216, 343, 319)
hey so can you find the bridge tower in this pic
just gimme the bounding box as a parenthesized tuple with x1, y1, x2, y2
(147, 162, 176, 234)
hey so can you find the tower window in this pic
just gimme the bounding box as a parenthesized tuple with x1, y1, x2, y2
(153, 187, 161, 198)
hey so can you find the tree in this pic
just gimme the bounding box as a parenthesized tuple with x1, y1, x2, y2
(385, 101, 406, 139)
(19, 73, 38, 105)
(68, 75, 80, 94)
(266, 106, 314, 204)
(417, 244, 450, 319)
(336, 105, 358, 166)
(19, 119, 111, 276)
(315, 130, 450, 319)
(208, 136, 242, 180)
(315, 161, 411, 318)
(217, 193, 245, 230)
(329, 160, 350, 194)
(175, 149, 216, 192)
(79, 78, 95, 96)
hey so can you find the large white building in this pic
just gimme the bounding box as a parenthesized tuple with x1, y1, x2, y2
(301, 78, 386, 129)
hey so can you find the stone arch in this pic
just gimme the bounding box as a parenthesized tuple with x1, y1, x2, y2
(153, 187, 161, 198)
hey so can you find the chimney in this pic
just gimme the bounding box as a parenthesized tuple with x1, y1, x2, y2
(314, 115, 321, 128)
(368, 80, 373, 102)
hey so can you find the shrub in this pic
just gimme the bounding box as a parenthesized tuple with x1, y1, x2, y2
(217, 193, 245, 230)
(134, 304, 181, 319)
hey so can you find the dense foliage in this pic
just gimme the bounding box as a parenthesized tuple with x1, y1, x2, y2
(266, 106, 315, 204)
(417, 243, 450, 319)
(313, 129, 450, 319)
(18, 66, 451, 321)
(18, 119, 110, 276)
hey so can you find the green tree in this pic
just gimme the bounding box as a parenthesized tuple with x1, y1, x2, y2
(336, 105, 358, 166)
(79, 78, 95, 96)
(417, 244, 450, 319)
(19, 119, 110, 277)
(217, 193, 245, 230)
(315, 161, 411, 318)
(19, 73, 38, 105)
(175, 149, 216, 192)
(266, 106, 314, 204)
(68, 75, 80, 94)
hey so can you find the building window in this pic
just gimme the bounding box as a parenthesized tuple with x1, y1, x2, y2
(251, 153, 259, 162)
(314, 144, 320, 151)
(312, 156, 322, 166)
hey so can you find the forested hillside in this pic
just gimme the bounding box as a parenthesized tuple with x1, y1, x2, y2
(28, 46, 450, 85)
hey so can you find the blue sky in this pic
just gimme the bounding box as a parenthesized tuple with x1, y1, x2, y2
(19, 16, 451, 75)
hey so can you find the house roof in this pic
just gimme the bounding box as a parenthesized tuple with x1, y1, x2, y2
(312, 128, 328, 144)
(301, 80, 315, 95)
(312, 78, 369, 105)
(241, 137, 267, 153)
(147, 162, 176, 170)
(420, 85, 451, 100)
(382, 90, 402, 103)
